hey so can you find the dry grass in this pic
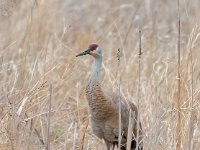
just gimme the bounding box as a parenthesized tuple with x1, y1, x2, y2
(0, 0, 200, 149)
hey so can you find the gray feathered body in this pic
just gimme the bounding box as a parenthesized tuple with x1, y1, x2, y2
(85, 53, 143, 150)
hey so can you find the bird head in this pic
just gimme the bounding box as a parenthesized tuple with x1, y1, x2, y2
(76, 43, 102, 58)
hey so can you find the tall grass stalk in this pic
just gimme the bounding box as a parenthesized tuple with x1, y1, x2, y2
(188, 27, 196, 150)
(176, 0, 182, 149)
(46, 84, 52, 150)
(136, 29, 142, 150)
(188, 45, 194, 150)
(117, 48, 122, 150)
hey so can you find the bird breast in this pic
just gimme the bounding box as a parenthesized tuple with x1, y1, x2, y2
(86, 83, 116, 120)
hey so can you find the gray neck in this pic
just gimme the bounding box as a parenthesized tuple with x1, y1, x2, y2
(88, 56, 102, 86)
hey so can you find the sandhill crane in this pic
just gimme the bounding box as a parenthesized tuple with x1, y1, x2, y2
(76, 44, 143, 150)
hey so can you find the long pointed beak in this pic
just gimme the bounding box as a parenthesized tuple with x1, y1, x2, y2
(76, 49, 91, 57)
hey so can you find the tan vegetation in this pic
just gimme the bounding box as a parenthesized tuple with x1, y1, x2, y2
(0, 0, 199, 149)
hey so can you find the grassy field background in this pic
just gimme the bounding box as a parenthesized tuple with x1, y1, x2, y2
(0, 0, 199, 149)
